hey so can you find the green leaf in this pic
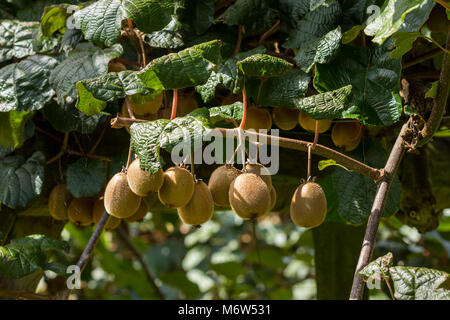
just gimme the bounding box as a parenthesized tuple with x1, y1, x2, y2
(237, 54, 293, 78)
(76, 70, 153, 115)
(66, 158, 106, 198)
(314, 42, 401, 126)
(0, 234, 69, 279)
(359, 252, 393, 280)
(342, 25, 365, 44)
(220, 0, 278, 36)
(0, 55, 58, 112)
(130, 109, 211, 174)
(41, 4, 72, 36)
(283, 0, 341, 49)
(138, 40, 221, 90)
(50, 44, 123, 107)
(246, 247, 285, 270)
(425, 80, 439, 99)
(364, 0, 435, 44)
(0, 20, 40, 63)
(210, 261, 246, 281)
(144, 17, 184, 49)
(390, 266, 450, 300)
(391, 32, 421, 58)
(293, 85, 353, 120)
(0, 151, 45, 209)
(159, 270, 201, 299)
(74, 0, 171, 46)
(294, 27, 342, 73)
(209, 102, 243, 125)
(0, 110, 34, 149)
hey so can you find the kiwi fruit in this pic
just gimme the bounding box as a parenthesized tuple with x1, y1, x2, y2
(108, 61, 127, 72)
(272, 107, 299, 131)
(331, 121, 362, 151)
(170, 95, 198, 117)
(92, 198, 121, 230)
(158, 166, 195, 208)
(426, 6, 449, 33)
(127, 158, 164, 196)
(177, 180, 214, 225)
(243, 106, 272, 131)
(298, 112, 332, 133)
(48, 184, 72, 221)
(208, 164, 241, 207)
(68, 198, 94, 226)
(125, 200, 149, 223)
(228, 173, 271, 219)
(269, 186, 277, 211)
(104, 172, 142, 218)
(222, 94, 242, 106)
(290, 182, 327, 228)
(121, 103, 157, 133)
(127, 93, 163, 116)
(245, 163, 272, 189)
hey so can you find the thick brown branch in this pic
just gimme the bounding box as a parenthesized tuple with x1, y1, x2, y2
(349, 120, 410, 300)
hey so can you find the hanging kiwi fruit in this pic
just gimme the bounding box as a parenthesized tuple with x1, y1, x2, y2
(229, 173, 272, 219)
(222, 94, 242, 106)
(108, 60, 127, 72)
(177, 180, 214, 225)
(244, 163, 272, 189)
(127, 158, 164, 196)
(331, 120, 363, 151)
(243, 106, 272, 131)
(170, 94, 198, 117)
(272, 107, 299, 131)
(92, 198, 121, 230)
(290, 182, 327, 228)
(127, 93, 163, 116)
(208, 164, 241, 207)
(158, 166, 195, 208)
(298, 112, 332, 133)
(68, 198, 94, 226)
(49, 184, 72, 221)
(125, 200, 149, 223)
(104, 172, 142, 218)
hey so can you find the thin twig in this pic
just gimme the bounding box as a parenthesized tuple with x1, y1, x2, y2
(258, 20, 280, 44)
(418, 34, 450, 54)
(34, 126, 63, 143)
(116, 225, 165, 300)
(88, 119, 109, 154)
(72, 132, 85, 155)
(65, 149, 111, 162)
(433, 0, 450, 10)
(125, 97, 136, 119)
(403, 48, 442, 69)
(233, 25, 243, 57)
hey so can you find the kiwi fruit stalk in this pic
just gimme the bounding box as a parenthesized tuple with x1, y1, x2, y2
(170, 95, 198, 117)
(245, 163, 272, 189)
(331, 121, 362, 151)
(272, 107, 299, 131)
(229, 173, 271, 219)
(177, 180, 214, 225)
(290, 182, 327, 228)
(68, 198, 94, 226)
(208, 164, 241, 207)
(127, 158, 164, 196)
(243, 106, 272, 132)
(49, 184, 72, 221)
(158, 166, 195, 208)
(104, 172, 142, 218)
(298, 112, 332, 133)
(125, 200, 149, 223)
(92, 198, 121, 230)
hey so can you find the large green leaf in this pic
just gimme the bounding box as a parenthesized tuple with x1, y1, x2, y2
(143, 17, 184, 49)
(359, 252, 393, 280)
(0, 110, 34, 149)
(0, 55, 58, 112)
(390, 32, 421, 58)
(282, 0, 341, 49)
(314, 42, 401, 126)
(294, 27, 342, 73)
(66, 158, 106, 198)
(50, 44, 123, 107)
(75, 70, 153, 115)
(40, 4, 73, 36)
(237, 54, 293, 78)
(74, 0, 171, 47)
(0, 20, 39, 63)
(209, 102, 243, 125)
(364, 0, 435, 44)
(293, 85, 353, 119)
(0, 234, 69, 279)
(138, 40, 221, 90)
(0, 151, 45, 209)
(219, 0, 278, 36)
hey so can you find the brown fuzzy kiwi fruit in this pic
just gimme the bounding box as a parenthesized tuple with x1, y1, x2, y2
(290, 182, 327, 228)
(243, 106, 272, 131)
(127, 158, 164, 196)
(298, 112, 332, 133)
(127, 93, 163, 116)
(228, 173, 271, 219)
(170, 95, 198, 117)
(68, 198, 94, 226)
(108, 61, 127, 72)
(125, 200, 149, 223)
(272, 107, 299, 131)
(92, 198, 121, 230)
(269, 186, 277, 211)
(208, 164, 241, 207)
(158, 166, 195, 208)
(104, 172, 142, 218)
(48, 184, 72, 221)
(177, 180, 214, 225)
(222, 94, 242, 106)
(244, 163, 272, 189)
(331, 121, 362, 151)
